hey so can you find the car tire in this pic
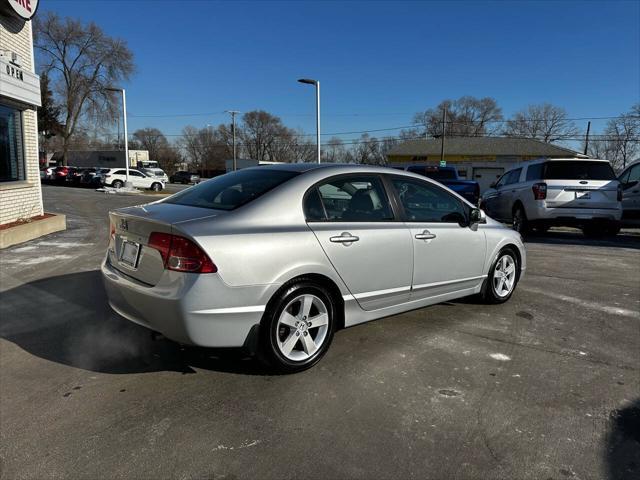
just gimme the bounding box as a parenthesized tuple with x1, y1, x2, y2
(512, 204, 530, 235)
(112, 180, 123, 189)
(605, 222, 621, 236)
(151, 182, 162, 192)
(480, 248, 520, 304)
(258, 280, 336, 373)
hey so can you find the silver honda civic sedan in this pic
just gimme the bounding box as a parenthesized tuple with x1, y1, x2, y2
(102, 163, 526, 372)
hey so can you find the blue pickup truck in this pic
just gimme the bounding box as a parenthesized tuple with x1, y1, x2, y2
(393, 164, 481, 205)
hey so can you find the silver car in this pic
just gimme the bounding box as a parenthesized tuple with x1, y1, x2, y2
(102, 164, 526, 372)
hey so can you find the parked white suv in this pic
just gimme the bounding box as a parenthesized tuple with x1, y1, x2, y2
(100, 168, 165, 191)
(481, 158, 622, 237)
(141, 167, 169, 184)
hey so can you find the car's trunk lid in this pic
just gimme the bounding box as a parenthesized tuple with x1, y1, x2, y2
(545, 179, 619, 209)
(108, 203, 224, 285)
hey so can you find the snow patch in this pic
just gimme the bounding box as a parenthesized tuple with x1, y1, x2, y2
(490, 353, 511, 361)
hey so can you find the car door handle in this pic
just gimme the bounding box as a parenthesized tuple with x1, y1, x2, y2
(330, 233, 360, 243)
(415, 230, 437, 240)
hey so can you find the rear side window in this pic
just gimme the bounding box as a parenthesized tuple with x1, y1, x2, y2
(306, 175, 393, 222)
(166, 169, 299, 210)
(526, 163, 544, 181)
(544, 161, 615, 180)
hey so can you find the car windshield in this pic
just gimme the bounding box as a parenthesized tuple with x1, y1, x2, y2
(165, 168, 299, 210)
(544, 161, 616, 180)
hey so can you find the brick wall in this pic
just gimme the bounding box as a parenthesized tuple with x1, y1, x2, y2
(0, 15, 44, 225)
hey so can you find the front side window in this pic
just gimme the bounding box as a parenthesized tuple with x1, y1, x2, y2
(166, 168, 299, 211)
(506, 168, 522, 185)
(495, 172, 509, 188)
(391, 176, 467, 224)
(0, 104, 25, 182)
(307, 175, 393, 222)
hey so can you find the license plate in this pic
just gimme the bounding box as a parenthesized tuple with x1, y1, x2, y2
(576, 191, 591, 199)
(120, 240, 140, 268)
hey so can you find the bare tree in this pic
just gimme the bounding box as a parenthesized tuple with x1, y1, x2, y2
(504, 103, 579, 143)
(35, 12, 135, 164)
(588, 104, 640, 171)
(323, 137, 347, 162)
(132, 128, 169, 161)
(352, 134, 387, 165)
(239, 110, 297, 162)
(414, 96, 503, 138)
(177, 126, 205, 167)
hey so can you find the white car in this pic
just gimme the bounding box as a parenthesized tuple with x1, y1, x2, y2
(141, 168, 169, 184)
(100, 168, 165, 191)
(481, 158, 622, 237)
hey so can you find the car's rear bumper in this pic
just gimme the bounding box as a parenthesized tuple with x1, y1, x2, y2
(101, 258, 271, 347)
(530, 204, 622, 222)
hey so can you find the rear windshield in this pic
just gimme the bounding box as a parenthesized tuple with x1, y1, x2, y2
(544, 161, 615, 180)
(165, 169, 299, 210)
(407, 166, 456, 180)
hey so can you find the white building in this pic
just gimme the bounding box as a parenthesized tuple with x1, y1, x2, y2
(0, 0, 42, 225)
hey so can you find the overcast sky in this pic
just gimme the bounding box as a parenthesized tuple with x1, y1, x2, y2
(42, 0, 640, 142)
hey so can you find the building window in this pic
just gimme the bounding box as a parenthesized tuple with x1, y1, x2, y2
(0, 104, 25, 182)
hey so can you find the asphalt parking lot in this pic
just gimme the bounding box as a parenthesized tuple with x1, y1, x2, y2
(1, 185, 639, 480)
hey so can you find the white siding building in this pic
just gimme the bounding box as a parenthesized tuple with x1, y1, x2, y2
(0, 1, 43, 225)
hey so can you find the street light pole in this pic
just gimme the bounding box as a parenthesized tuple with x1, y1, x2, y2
(226, 110, 240, 171)
(298, 78, 321, 163)
(107, 87, 130, 185)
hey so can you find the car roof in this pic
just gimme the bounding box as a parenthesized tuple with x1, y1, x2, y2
(243, 162, 387, 174)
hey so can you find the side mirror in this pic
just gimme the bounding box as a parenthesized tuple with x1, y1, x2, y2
(489, 182, 496, 189)
(470, 208, 487, 226)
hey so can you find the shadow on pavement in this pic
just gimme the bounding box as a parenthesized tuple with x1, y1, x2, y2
(0, 270, 267, 376)
(606, 398, 640, 480)
(524, 229, 640, 250)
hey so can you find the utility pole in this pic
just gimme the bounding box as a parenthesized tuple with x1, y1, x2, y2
(440, 106, 447, 165)
(583, 121, 591, 156)
(226, 110, 240, 171)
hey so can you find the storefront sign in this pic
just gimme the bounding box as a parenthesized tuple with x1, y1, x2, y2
(1, 0, 39, 20)
(5, 63, 24, 81)
(0, 57, 41, 107)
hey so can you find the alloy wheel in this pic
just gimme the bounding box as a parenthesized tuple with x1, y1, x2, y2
(493, 254, 516, 298)
(276, 294, 329, 361)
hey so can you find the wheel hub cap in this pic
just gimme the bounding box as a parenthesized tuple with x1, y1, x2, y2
(276, 294, 329, 361)
(493, 254, 516, 298)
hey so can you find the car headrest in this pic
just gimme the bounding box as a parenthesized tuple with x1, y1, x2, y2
(349, 189, 374, 212)
(220, 188, 244, 205)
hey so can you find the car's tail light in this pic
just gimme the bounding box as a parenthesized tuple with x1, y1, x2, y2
(148, 232, 217, 273)
(617, 184, 623, 202)
(532, 182, 547, 200)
